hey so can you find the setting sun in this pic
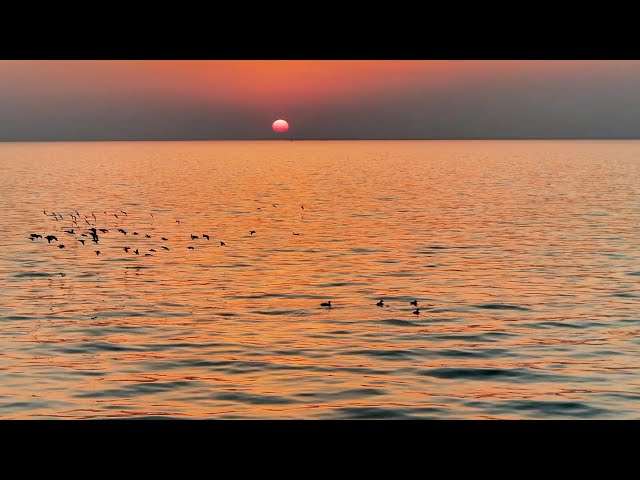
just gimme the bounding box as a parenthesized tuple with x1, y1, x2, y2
(272, 119, 289, 133)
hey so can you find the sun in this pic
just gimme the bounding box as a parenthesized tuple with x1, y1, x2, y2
(272, 119, 289, 133)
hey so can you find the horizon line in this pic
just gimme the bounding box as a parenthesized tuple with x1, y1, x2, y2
(2, 137, 640, 143)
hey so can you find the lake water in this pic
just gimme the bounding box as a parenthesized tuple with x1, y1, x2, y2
(1, 140, 639, 419)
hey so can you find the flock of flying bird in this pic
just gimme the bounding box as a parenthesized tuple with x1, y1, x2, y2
(30, 206, 428, 315)
(30, 208, 250, 257)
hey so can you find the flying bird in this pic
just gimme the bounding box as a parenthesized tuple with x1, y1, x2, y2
(161, 237, 168, 241)
(58, 244, 65, 249)
(250, 231, 256, 235)
(30, 234, 42, 239)
(202, 234, 210, 240)
(220, 241, 226, 246)
(45, 235, 58, 243)
(188, 246, 194, 250)
(410, 300, 418, 306)
(118, 229, 127, 235)
(95, 250, 101, 256)
(376, 300, 384, 307)
(149, 249, 156, 252)
(78, 239, 85, 245)
(145, 234, 151, 238)
(123, 247, 130, 253)
(412, 308, 420, 315)
(134, 249, 139, 255)
(161, 246, 169, 250)
(191, 235, 198, 240)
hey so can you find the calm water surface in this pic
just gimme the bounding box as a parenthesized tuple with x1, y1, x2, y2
(1, 140, 640, 419)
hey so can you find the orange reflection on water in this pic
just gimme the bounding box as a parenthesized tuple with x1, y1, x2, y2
(1, 140, 640, 418)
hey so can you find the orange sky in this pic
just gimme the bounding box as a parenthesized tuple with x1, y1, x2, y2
(1, 60, 639, 139)
(1, 60, 600, 108)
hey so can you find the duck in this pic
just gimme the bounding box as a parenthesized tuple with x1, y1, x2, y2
(412, 308, 420, 315)
(376, 300, 384, 307)
(410, 300, 418, 306)
(320, 301, 332, 307)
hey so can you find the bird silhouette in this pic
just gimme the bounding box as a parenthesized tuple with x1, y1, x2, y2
(145, 234, 151, 238)
(412, 308, 420, 315)
(134, 249, 139, 255)
(133, 232, 139, 236)
(95, 250, 101, 256)
(161, 237, 168, 241)
(410, 300, 418, 306)
(45, 235, 58, 243)
(320, 301, 332, 307)
(99, 229, 109, 233)
(161, 246, 169, 250)
(118, 229, 127, 235)
(191, 235, 198, 240)
(220, 241, 226, 246)
(58, 244, 65, 249)
(149, 249, 156, 252)
(123, 247, 130, 253)
(145, 253, 152, 256)
(250, 230, 256, 235)
(188, 246, 194, 250)
(293, 232, 300, 236)
(30, 234, 42, 239)
(202, 234, 210, 240)
(78, 239, 85, 245)
(376, 300, 384, 307)
(64, 229, 74, 234)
